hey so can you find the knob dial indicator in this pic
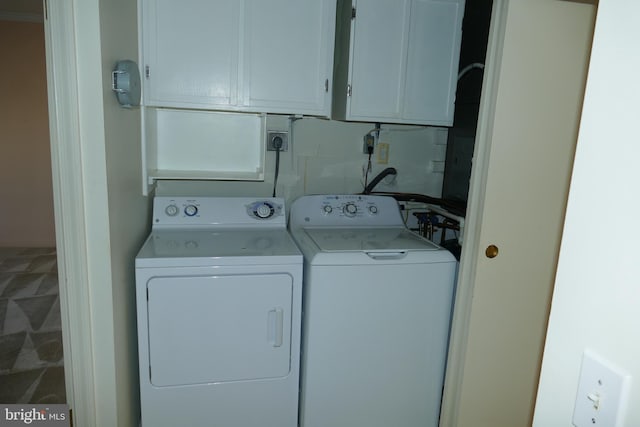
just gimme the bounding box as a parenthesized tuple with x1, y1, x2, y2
(165, 204, 179, 217)
(184, 205, 198, 217)
(255, 203, 274, 219)
(343, 203, 358, 217)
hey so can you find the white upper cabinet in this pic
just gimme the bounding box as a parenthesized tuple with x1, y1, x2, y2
(141, 0, 336, 117)
(242, 0, 335, 115)
(142, 0, 241, 108)
(332, 0, 465, 126)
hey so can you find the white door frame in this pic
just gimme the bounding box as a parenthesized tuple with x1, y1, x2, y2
(44, 0, 97, 424)
(439, 0, 507, 424)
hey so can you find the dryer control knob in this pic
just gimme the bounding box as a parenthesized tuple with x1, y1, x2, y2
(165, 204, 179, 217)
(323, 205, 333, 214)
(255, 203, 274, 219)
(368, 205, 378, 215)
(184, 205, 198, 217)
(344, 203, 358, 217)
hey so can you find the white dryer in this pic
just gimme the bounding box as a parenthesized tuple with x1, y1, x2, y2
(135, 197, 302, 427)
(289, 194, 457, 427)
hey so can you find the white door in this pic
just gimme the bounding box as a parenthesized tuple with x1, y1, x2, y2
(440, 1, 596, 426)
(147, 273, 293, 387)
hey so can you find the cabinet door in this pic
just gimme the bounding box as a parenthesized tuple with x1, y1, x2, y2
(342, 0, 464, 125)
(142, 0, 240, 108)
(347, 0, 410, 121)
(403, 0, 464, 125)
(242, 0, 336, 116)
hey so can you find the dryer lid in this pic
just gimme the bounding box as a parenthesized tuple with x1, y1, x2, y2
(136, 228, 302, 268)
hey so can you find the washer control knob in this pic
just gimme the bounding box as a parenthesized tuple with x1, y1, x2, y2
(184, 205, 198, 217)
(368, 205, 378, 215)
(255, 203, 274, 219)
(343, 202, 358, 217)
(165, 204, 179, 217)
(323, 205, 333, 214)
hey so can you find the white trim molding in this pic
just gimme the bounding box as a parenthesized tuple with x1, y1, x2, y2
(44, 1, 97, 425)
(439, 0, 508, 425)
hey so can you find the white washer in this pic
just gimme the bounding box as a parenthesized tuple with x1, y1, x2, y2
(135, 197, 302, 427)
(289, 194, 457, 427)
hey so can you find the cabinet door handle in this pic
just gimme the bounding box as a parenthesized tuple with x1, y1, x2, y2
(325, 79, 329, 92)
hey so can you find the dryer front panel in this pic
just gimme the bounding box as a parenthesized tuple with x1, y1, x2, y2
(146, 273, 293, 387)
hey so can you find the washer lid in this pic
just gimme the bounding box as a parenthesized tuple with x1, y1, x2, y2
(304, 227, 440, 252)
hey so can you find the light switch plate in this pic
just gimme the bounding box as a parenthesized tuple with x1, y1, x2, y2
(572, 350, 631, 427)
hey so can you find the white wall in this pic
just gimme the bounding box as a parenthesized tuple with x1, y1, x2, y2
(98, 0, 149, 425)
(533, 1, 640, 425)
(156, 115, 448, 204)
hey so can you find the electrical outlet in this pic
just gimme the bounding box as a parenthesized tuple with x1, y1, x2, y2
(377, 142, 389, 164)
(363, 134, 375, 154)
(572, 350, 631, 427)
(267, 131, 288, 151)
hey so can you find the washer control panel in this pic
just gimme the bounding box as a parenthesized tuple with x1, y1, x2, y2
(290, 194, 405, 228)
(153, 197, 286, 228)
(320, 196, 381, 219)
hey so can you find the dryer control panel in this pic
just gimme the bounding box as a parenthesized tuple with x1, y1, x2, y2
(289, 195, 405, 228)
(153, 197, 285, 229)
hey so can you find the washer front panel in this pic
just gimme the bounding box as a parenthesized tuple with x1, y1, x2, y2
(299, 262, 456, 427)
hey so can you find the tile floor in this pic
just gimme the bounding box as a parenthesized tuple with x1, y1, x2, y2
(0, 247, 66, 404)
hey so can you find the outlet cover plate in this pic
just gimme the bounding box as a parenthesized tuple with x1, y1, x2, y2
(267, 131, 288, 152)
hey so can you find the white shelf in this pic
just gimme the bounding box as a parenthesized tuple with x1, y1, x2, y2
(148, 169, 265, 184)
(142, 109, 266, 194)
